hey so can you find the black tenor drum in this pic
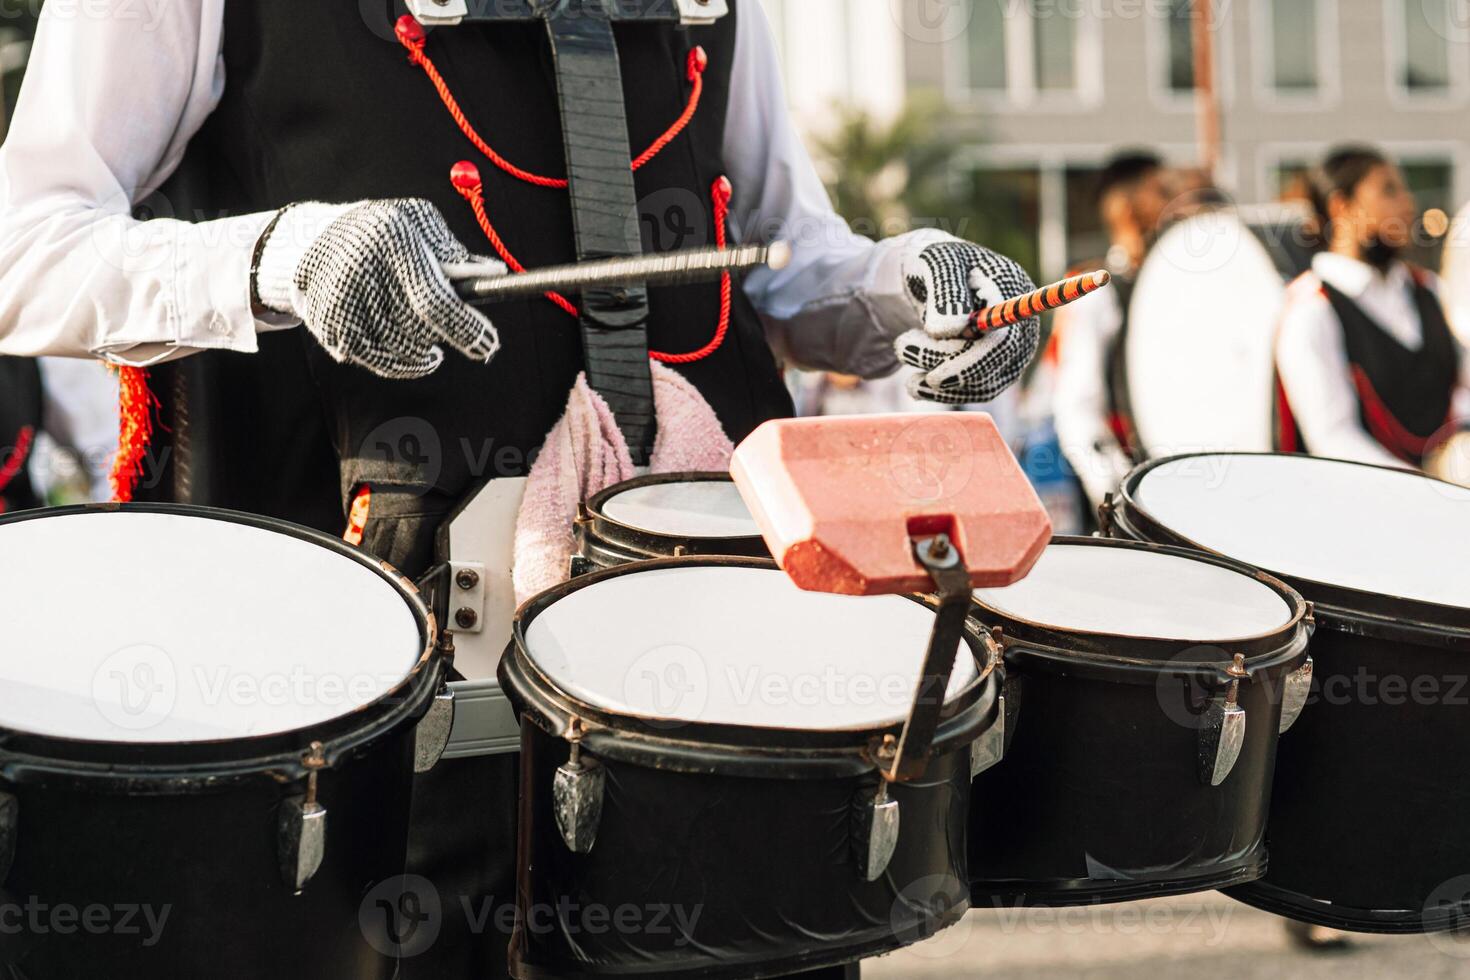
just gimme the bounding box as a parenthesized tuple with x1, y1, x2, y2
(574, 472, 769, 569)
(968, 537, 1310, 907)
(0, 504, 448, 978)
(499, 558, 1000, 979)
(1115, 453, 1470, 932)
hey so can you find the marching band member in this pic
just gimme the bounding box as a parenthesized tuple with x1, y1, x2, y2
(0, 2, 1042, 976)
(1053, 151, 1170, 507)
(1277, 145, 1470, 470)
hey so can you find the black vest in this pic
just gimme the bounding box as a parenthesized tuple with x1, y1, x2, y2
(1278, 270, 1459, 466)
(0, 356, 42, 513)
(143, 0, 792, 544)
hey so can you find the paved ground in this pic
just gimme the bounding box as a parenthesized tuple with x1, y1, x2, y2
(864, 893, 1470, 979)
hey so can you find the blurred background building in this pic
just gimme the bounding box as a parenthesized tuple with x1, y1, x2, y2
(763, 0, 1469, 280)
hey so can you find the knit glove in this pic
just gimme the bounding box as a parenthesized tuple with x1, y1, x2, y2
(895, 239, 1041, 405)
(253, 199, 504, 380)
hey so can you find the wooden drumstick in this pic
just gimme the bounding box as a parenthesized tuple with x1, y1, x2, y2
(966, 269, 1112, 337)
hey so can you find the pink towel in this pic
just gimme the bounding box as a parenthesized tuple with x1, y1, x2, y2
(513, 362, 735, 604)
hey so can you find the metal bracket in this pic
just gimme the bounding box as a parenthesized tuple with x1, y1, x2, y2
(1198, 655, 1248, 787)
(553, 720, 606, 854)
(0, 791, 17, 884)
(1279, 656, 1313, 733)
(278, 742, 329, 893)
(674, 0, 729, 24)
(414, 688, 456, 773)
(450, 561, 486, 634)
(405, 0, 469, 26)
(884, 532, 971, 783)
(855, 782, 900, 882)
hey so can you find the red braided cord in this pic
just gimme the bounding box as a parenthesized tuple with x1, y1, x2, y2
(396, 17, 706, 185)
(453, 167, 581, 317)
(653, 178, 732, 364)
(0, 424, 34, 496)
(632, 48, 708, 172)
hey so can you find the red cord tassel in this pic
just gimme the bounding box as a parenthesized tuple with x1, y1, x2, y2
(109, 364, 158, 502)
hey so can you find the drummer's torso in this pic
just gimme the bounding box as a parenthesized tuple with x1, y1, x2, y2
(154, 1, 792, 544)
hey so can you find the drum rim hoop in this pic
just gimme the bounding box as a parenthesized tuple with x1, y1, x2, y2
(1116, 452, 1470, 641)
(581, 471, 768, 560)
(970, 534, 1310, 682)
(0, 502, 441, 777)
(503, 555, 997, 758)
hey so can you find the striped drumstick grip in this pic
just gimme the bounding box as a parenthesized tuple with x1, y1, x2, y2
(966, 270, 1112, 336)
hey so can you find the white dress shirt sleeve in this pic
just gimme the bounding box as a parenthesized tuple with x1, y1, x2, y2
(1051, 289, 1133, 506)
(1275, 280, 1407, 469)
(723, 1, 935, 378)
(0, 0, 280, 366)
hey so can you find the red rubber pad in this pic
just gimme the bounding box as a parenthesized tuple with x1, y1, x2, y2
(731, 413, 1051, 596)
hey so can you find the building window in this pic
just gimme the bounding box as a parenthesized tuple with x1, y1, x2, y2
(1268, 0, 1320, 92)
(1032, 7, 1077, 92)
(966, 0, 1009, 92)
(1402, 157, 1455, 266)
(1167, 0, 1196, 92)
(958, 1, 1096, 104)
(1396, 0, 1454, 92)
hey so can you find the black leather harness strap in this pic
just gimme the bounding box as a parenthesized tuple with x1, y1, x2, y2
(542, 2, 656, 462)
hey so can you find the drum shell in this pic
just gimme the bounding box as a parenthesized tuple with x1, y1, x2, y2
(575, 473, 768, 570)
(1219, 623, 1470, 932)
(0, 502, 445, 976)
(500, 557, 997, 978)
(510, 722, 975, 979)
(0, 732, 415, 979)
(1115, 456, 1470, 932)
(970, 653, 1286, 907)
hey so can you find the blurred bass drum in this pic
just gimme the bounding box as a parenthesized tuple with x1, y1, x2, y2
(1126, 208, 1315, 455)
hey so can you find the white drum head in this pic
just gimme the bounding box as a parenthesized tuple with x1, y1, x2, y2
(524, 565, 978, 730)
(1127, 212, 1287, 455)
(1135, 455, 1470, 609)
(602, 479, 759, 538)
(973, 542, 1292, 641)
(0, 511, 426, 743)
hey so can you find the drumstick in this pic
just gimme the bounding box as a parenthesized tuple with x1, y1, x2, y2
(966, 269, 1111, 337)
(453, 242, 792, 303)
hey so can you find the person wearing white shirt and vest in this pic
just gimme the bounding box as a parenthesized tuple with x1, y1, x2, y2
(1053, 151, 1171, 508)
(0, 2, 1044, 976)
(1276, 145, 1470, 470)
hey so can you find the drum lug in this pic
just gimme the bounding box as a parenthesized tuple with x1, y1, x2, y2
(414, 687, 456, 773)
(554, 720, 605, 855)
(1278, 656, 1313, 734)
(1199, 656, 1248, 787)
(1097, 493, 1117, 538)
(279, 742, 329, 894)
(0, 791, 17, 884)
(855, 782, 900, 882)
